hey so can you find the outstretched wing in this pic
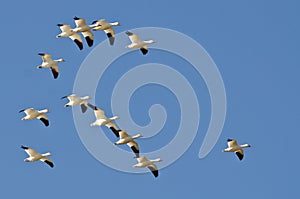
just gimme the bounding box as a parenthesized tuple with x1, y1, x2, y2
(40, 157, 54, 168)
(147, 164, 158, 177)
(126, 31, 143, 43)
(235, 149, 244, 160)
(127, 141, 139, 158)
(21, 146, 39, 157)
(50, 65, 59, 79)
(37, 114, 49, 127)
(80, 104, 88, 113)
(104, 28, 115, 45)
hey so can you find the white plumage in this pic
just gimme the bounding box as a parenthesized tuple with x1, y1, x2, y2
(133, 156, 162, 177)
(92, 19, 120, 45)
(56, 24, 83, 50)
(222, 139, 251, 160)
(114, 130, 142, 157)
(21, 145, 54, 168)
(125, 31, 155, 55)
(61, 94, 91, 113)
(19, 108, 50, 127)
(73, 16, 96, 47)
(37, 53, 64, 79)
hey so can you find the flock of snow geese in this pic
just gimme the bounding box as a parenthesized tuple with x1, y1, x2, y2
(19, 16, 251, 178)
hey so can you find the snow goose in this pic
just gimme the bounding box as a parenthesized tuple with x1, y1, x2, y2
(91, 19, 120, 45)
(125, 31, 155, 55)
(21, 145, 54, 168)
(114, 130, 142, 158)
(222, 139, 251, 160)
(56, 24, 83, 50)
(73, 16, 95, 47)
(37, 53, 64, 79)
(61, 94, 91, 113)
(133, 156, 162, 178)
(88, 104, 120, 137)
(19, 108, 50, 127)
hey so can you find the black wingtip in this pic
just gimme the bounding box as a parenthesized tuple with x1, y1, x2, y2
(21, 145, 28, 150)
(125, 31, 133, 36)
(227, 138, 233, 142)
(235, 152, 244, 160)
(74, 16, 80, 20)
(39, 118, 49, 127)
(140, 48, 148, 55)
(61, 96, 67, 99)
(85, 36, 94, 47)
(81, 104, 88, 113)
(131, 146, 139, 158)
(109, 127, 120, 137)
(44, 160, 54, 168)
(151, 169, 158, 178)
(92, 20, 98, 24)
(74, 39, 83, 50)
(106, 33, 115, 45)
(19, 109, 25, 113)
(38, 53, 45, 56)
(50, 68, 59, 79)
(57, 24, 64, 27)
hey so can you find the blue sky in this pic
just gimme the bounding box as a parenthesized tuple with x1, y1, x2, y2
(1, 0, 299, 198)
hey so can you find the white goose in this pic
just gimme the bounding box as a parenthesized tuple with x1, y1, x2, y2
(21, 145, 54, 168)
(114, 130, 142, 158)
(19, 108, 50, 127)
(92, 19, 120, 45)
(125, 31, 155, 55)
(56, 24, 83, 50)
(133, 156, 162, 178)
(223, 139, 251, 160)
(61, 94, 91, 113)
(37, 53, 64, 79)
(73, 16, 95, 47)
(88, 104, 120, 137)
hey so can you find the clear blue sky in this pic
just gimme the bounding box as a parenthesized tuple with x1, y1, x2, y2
(1, 0, 299, 198)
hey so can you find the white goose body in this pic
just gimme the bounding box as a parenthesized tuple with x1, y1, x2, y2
(37, 53, 64, 79)
(56, 24, 83, 50)
(125, 31, 155, 55)
(19, 108, 50, 126)
(61, 94, 91, 113)
(133, 156, 162, 177)
(223, 139, 251, 160)
(115, 130, 142, 157)
(73, 17, 95, 47)
(92, 19, 120, 45)
(21, 145, 54, 168)
(88, 104, 119, 126)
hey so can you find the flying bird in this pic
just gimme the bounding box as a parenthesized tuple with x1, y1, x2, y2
(21, 145, 54, 168)
(73, 16, 96, 47)
(56, 24, 83, 50)
(125, 31, 155, 55)
(133, 156, 162, 178)
(88, 104, 120, 137)
(114, 130, 142, 158)
(222, 139, 251, 160)
(37, 53, 64, 79)
(61, 94, 91, 113)
(19, 108, 50, 127)
(92, 19, 120, 45)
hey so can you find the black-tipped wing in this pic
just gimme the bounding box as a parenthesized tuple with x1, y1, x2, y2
(235, 151, 244, 160)
(107, 33, 115, 45)
(125, 31, 133, 36)
(85, 36, 93, 47)
(42, 159, 54, 168)
(74, 39, 83, 50)
(21, 145, 29, 150)
(130, 145, 139, 158)
(148, 166, 158, 178)
(140, 47, 148, 55)
(50, 66, 59, 79)
(81, 104, 88, 113)
(39, 118, 49, 127)
(109, 127, 120, 137)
